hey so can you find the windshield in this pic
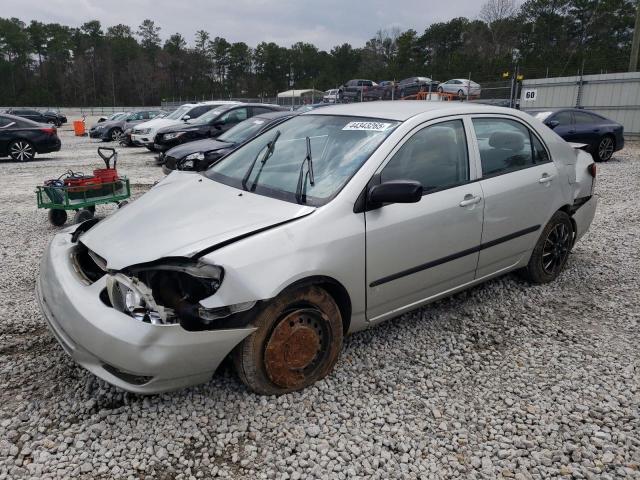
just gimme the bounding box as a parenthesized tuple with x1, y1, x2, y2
(191, 106, 226, 125)
(218, 116, 277, 144)
(206, 115, 399, 206)
(533, 111, 553, 121)
(166, 105, 191, 120)
(107, 112, 125, 121)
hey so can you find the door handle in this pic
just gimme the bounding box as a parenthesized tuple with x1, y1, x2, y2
(459, 195, 482, 207)
(568, 130, 576, 134)
(539, 174, 554, 184)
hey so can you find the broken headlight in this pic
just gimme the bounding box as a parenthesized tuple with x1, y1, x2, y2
(107, 260, 224, 326)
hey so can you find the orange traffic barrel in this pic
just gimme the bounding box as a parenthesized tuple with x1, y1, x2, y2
(73, 120, 86, 136)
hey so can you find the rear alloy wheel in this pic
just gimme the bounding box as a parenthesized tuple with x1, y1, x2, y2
(521, 211, 573, 284)
(109, 128, 123, 142)
(457, 89, 465, 99)
(233, 285, 343, 395)
(9, 140, 35, 161)
(595, 135, 614, 162)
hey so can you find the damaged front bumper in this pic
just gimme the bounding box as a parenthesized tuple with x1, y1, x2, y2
(36, 232, 255, 394)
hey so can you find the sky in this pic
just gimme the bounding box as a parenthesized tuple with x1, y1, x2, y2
(1, 0, 486, 50)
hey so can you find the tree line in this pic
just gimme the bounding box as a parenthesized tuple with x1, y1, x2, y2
(0, 0, 636, 107)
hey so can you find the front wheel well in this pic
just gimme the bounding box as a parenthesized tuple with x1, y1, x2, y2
(279, 276, 352, 335)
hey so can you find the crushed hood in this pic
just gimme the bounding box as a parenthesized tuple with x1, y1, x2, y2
(80, 173, 315, 270)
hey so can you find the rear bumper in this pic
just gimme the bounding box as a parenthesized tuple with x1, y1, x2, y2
(36, 232, 255, 394)
(37, 137, 61, 153)
(573, 195, 598, 243)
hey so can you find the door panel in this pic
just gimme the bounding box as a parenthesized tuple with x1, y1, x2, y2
(365, 118, 483, 322)
(477, 165, 560, 277)
(366, 185, 484, 321)
(472, 116, 562, 277)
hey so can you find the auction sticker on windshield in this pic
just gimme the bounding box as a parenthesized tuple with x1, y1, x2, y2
(342, 121, 392, 131)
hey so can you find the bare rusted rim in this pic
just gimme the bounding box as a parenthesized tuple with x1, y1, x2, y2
(263, 307, 330, 389)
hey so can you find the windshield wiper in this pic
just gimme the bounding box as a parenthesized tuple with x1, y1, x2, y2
(295, 136, 315, 204)
(241, 130, 281, 191)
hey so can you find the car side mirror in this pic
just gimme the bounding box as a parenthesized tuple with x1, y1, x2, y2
(546, 120, 559, 129)
(368, 180, 423, 205)
(211, 120, 223, 129)
(183, 115, 191, 122)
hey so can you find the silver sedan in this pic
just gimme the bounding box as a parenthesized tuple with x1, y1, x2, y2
(37, 102, 598, 395)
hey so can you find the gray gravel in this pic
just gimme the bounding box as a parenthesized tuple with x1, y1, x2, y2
(0, 125, 639, 479)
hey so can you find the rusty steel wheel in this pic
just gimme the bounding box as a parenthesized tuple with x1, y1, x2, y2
(233, 285, 343, 395)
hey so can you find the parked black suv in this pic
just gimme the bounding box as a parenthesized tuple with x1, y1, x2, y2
(153, 103, 284, 151)
(339, 79, 377, 102)
(5, 108, 66, 127)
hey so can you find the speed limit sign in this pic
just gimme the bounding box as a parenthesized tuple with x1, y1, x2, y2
(522, 89, 537, 102)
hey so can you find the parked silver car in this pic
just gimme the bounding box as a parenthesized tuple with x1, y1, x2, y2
(37, 102, 597, 395)
(438, 79, 481, 97)
(89, 110, 164, 141)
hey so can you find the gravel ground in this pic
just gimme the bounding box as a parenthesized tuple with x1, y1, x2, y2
(0, 126, 638, 479)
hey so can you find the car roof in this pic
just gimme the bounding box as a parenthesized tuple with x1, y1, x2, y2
(0, 113, 40, 125)
(200, 100, 240, 105)
(305, 101, 514, 121)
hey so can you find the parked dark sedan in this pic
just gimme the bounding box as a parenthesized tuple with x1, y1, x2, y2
(43, 110, 67, 125)
(153, 103, 283, 152)
(531, 108, 624, 161)
(0, 114, 61, 161)
(5, 108, 65, 127)
(162, 111, 296, 173)
(396, 76, 440, 98)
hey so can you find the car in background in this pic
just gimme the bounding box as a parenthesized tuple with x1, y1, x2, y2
(5, 108, 65, 127)
(0, 113, 61, 161)
(397, 77, 440, 98)
(89, 109, 164, 142)
(120, 112, 168, 147)
(161, 111, 296, 173)
(438, 79, 481, 98)
(131, 102, 239, 151)
(153, 103, 283, 152)
(530, 108, 624, 162)
(43, 110, 67, 125)
(339, 79, 377, 102)
(97, 112, 127, 123)
(363, 81, 395, 100)
(89, 112, 128, 140)
(323, 89, 339, 103)
(38, 102, 598, 395)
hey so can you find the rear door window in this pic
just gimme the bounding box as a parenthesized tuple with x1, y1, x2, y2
(473, 118, 540, 177)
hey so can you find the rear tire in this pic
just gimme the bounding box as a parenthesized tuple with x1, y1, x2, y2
(233, 285, 343, 395)
(521, 211, 573, 284)
(9, 140, 35, 161)
(594, 135, 614, 162)
(457, 89, 465, 99)
(48, 209, 67, 227)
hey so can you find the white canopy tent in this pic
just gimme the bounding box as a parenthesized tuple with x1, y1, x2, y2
(276, 89, 325, 107)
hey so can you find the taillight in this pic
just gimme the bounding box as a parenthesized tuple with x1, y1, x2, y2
(41, 127, 56, 135)
(588, 163, 597, 178)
